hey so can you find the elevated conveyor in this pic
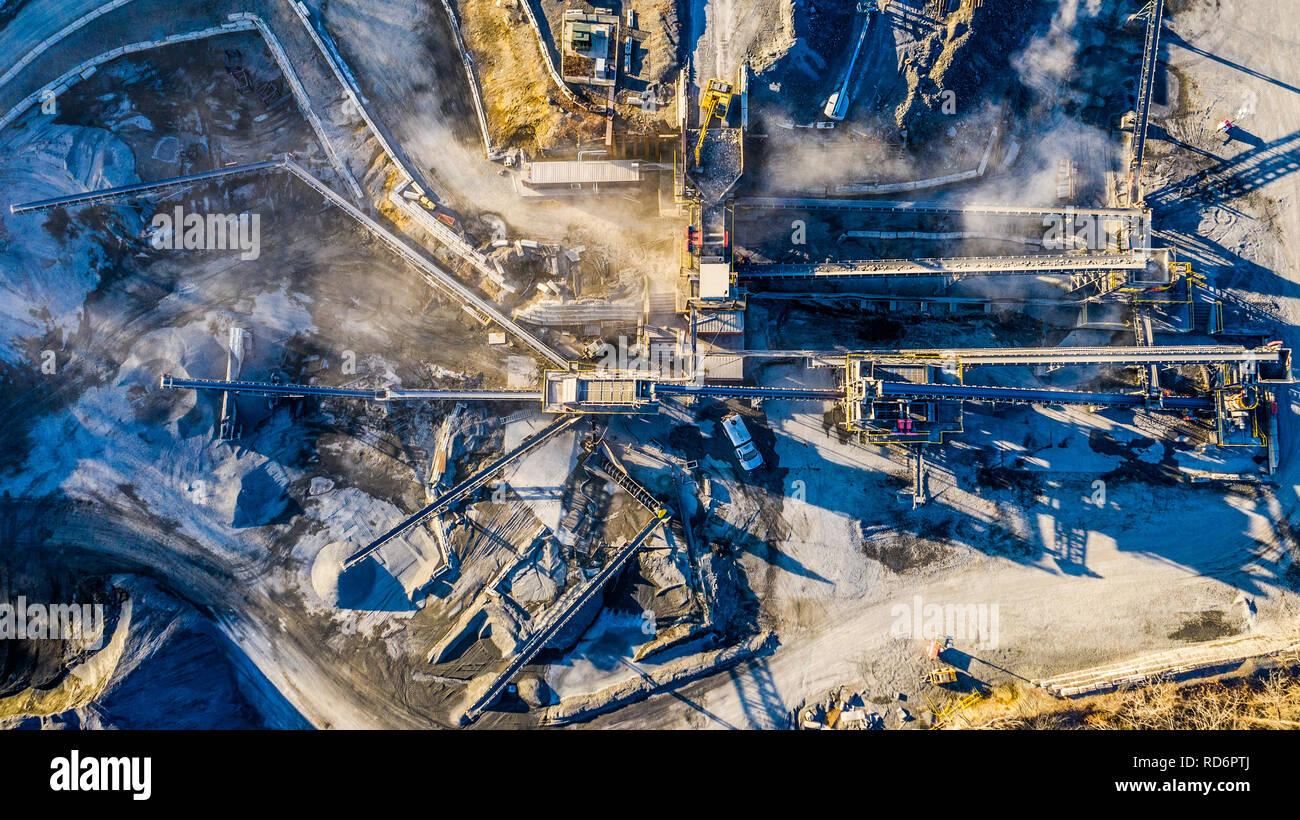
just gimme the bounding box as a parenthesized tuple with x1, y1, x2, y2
(736, 253, 1150, 280)
(344, 416, 582, 570)
(8, 160, 282, 214)
(279, 158, 569, 367)
(851, 344, 1284, 368)
(13, 155, 570, 368)
(647, 382, 840, 401)
(735, 197, 1148, 222)
(159, 375, 540, 403)
(460, 513, 667, 725)
(874, 381, 1214, 411)
(1129, 0, 1165, 203)
(583, 443, 668, 515)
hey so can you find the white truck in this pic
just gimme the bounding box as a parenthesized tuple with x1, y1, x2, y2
(721, 412, 764, 471)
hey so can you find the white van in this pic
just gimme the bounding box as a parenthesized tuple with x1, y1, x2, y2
(720, 412, 764, 471)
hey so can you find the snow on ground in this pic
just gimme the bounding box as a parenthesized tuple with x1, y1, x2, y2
(242, 284, 317, 343)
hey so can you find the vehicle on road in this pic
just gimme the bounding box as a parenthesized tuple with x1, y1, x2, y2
(720, 412, 764, 471)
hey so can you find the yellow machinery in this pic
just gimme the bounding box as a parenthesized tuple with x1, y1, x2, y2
(926, 690, 982, 728)
(693, 78, 733, 166)
(921, 661, 981, 727)
(925, 666, 959, 686)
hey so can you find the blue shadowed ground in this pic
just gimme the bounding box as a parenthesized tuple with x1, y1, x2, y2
(93, 623, 296, 729)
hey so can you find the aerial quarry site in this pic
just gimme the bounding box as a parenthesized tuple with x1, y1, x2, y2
(1, 0, 1299, 737)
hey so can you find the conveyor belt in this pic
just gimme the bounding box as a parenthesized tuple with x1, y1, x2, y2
(460, 513, 667, 725)
(280, 158, 570, 368)
(161, 375, 380, 400)
(694, 345, 1282, 370)
(735, 197, 1147, 220)
(853, 344, 1281, 367)
(17, 153, 570, 368)
(1130, 0, 1165, 202)
(876, 381, 1213, 410)
(384, 388, 541, 401)
(344, 416, 581, 570)
(8, 160, 282, 214)
(737, 253, 1149, 280)
(651, 383, 841, 401)
(159, 375, 539, 402)
(584, 446, 666, 514)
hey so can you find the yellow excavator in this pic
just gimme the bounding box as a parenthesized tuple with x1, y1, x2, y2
(693, 78, 733, 166)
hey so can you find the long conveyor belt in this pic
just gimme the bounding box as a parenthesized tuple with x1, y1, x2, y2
(344, 416, 582, 570)
(159, 375, 540, 403)
(460, 513, 667, 725)
(856, 344, 1282, 367)
(8, 160, 283, 214)
(650, 382, 842, 401)
(736, 345, 1282, 367)
(1129, 0, 1165, 203)
(12, 154, 571, 369)
(736, 253, 1150, 280)
(876, 380, 1214, 410)
(735, 197, 1147, 220)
